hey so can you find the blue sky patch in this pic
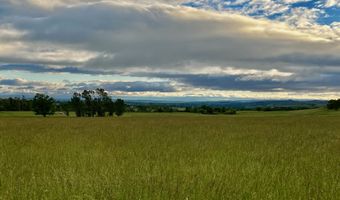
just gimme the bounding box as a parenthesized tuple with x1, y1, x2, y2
(182, 0, 339, 25)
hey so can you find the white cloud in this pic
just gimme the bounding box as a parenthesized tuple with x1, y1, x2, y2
(1, 76, 339, 100)
(8, 0, 187, 9)
(283, 0, 309, 3)
(324, 0, 340, 7)
(3, 2, 337, 70)
(0, 0, 339, 98)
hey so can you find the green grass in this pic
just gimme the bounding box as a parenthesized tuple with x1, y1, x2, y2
(0, 112, 339, 199)
(0, 107, 336, 118)
(238, 108, 340, 116)
(0, 111, 69, 118)
(0, 111, 35, 117)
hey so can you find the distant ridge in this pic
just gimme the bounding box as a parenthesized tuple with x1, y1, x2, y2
(126, 100, 327, 109)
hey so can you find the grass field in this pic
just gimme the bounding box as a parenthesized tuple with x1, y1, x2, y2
(0, 110, 339, 199)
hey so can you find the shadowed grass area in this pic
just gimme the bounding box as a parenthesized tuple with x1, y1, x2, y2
(0, 112, 339, 199)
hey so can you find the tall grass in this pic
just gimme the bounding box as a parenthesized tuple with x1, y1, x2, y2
(0, 113, 339, 199)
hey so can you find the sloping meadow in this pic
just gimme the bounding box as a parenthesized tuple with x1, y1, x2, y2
(0, 113, 339, 199)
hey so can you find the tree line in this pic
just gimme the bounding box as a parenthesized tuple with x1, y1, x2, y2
(0, 89, 126, 117)
(126, 104, 237, 115)
(185, 106, 237, 115)
(327, 99, 340, 110)
(0, 97, 32, 111)
(1, 95, 339, 116)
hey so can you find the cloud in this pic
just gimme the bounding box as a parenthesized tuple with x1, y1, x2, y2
(182, 0, 339, 37)
(4, 1, 338, 72)
(324, 0, 340, 7)
(0, 78, 27, 86)
(0, 76, 177, 97)
(0, 77, 65, 97)
(132, 70, 340, 92)
(68, 81, 177, 92)
(0, 63, 111, 75)
(1, 75, 339, 100)
(0, 0, 339, 99)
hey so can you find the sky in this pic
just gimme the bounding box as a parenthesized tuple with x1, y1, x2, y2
(0, 0, 339, 100)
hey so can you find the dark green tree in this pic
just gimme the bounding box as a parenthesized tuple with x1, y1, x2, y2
(200, 105, 214, 115)
(69, 89, 126, 117)
(107, 100, 115, 116)
(82, 90, 96, 117)
(95, 88, 110, 117)
(99, 90, 115, 117)
(114, 99, 126, 117)
(71, 93, 84, 117)
(327, 99, 340, 110)
(32, 94, 56, 117)
(0, 97, 32, 111)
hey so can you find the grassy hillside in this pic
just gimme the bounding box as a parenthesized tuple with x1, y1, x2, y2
(0, 107, 338, 118)
(0, 112, 339, 199)
(238, 108, 340, 116)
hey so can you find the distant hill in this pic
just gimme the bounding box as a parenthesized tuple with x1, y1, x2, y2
(126, 100, 327, 110)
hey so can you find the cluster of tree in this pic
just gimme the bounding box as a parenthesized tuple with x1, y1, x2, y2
(5, 88, 127, 117)
(70, 89, 126, 117)
(186, 105, 237, 115)
(126, 105, 177, 113)
(0, 97, 32, 111)
(127, 104, 237, 115)
(327, 99, 340, 110)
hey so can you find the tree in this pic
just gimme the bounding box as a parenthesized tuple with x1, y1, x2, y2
(327, 99, 340, 110)
(82, 90, 96, 117)
(114, 99, 126, 117)
(32, 94, 56, 117)
(95, 88, 111, 117)
(71, 93, 84, 117)
(69, 89, 126, 117)
(200, 105, 214, 115)
(107, 100, 115, 116)
(0, 97, 32, 111)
